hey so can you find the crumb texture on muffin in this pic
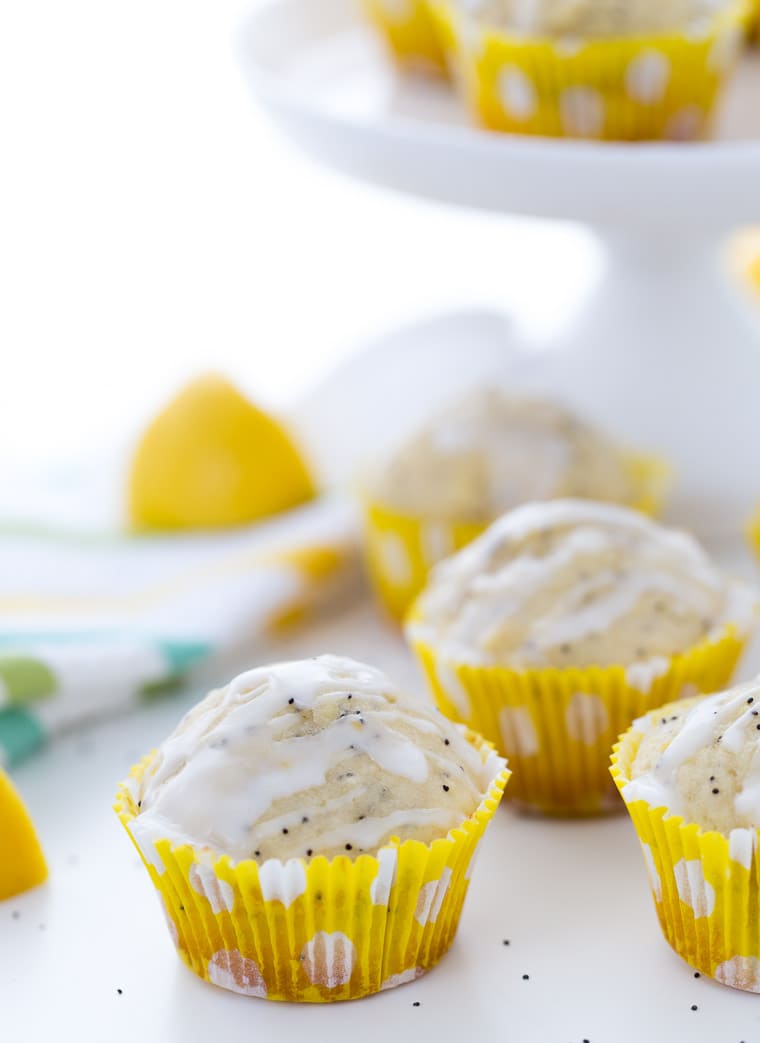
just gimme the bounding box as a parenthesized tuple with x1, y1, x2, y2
(130, 655, 494, 861)
(410, 500, 756, 668)
(369, 390, 641, 521)
(624, 678, 760, 833)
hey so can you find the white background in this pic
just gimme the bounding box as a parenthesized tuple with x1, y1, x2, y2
(0, 0, 597, 472)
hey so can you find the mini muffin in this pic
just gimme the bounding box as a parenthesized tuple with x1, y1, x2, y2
(362, 388, 668, 619)
(115, 655, 508, 1002)
(362, 0, 449, 75)
(407, 500, 757, 816)
(613, 679, 760, 991)
(439, 0, 748, 140)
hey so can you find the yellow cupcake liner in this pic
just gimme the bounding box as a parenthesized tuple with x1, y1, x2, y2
(114, 734, 509, 1002)
(612, 698, 760, 991)
(362, 452, 670, 622)
(362, 0, 448, 75)
(408, 624, 746, 816)
(442, 0, 749, 140)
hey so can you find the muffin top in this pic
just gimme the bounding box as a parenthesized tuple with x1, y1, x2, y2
(409, 500, 756, 670)
(368, 389, 642, 522)
(624, 679, 760, 833)
(130, 655, 501, 862)
(456, 0, 727, 38)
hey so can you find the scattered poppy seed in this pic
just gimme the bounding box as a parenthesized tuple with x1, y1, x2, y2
(254, 850, 261, 858)
(11, 911, 20, 920)
(345, 844, 352, 851)
(442, 785, 450, 792)
(712, 788, 719, 795)
(288, 698, 294, 704)
(282, 828, 289, 834)
(502, 939, 510, 946)
(749, 698, 754, 705)
(117, 989, 123, 995)
(413, 1001, 420, 1007)
(302, 816, 309, 823)
(444, 738, 450, 745)
(694, 972, 701, 978)
(691, 1005, 698, 1011)
(307, 849, 313, 857)
(522, 974, 529, 980)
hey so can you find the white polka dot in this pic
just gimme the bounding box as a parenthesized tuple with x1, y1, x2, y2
(208, 950, 267, 997)
(499, 706, 539, 757)
(370, 847, 397, 906)
(301, 932, 356, 988)
(414, 867, 452, 926)
(674, 858, 715, 918)
(377, 0, 412, 21)
(625, 51, 670, 104)
(380, 966, 426, 991)
(708, 26, 742, 74)
(626, 656, 670, 694)
(464, 844, 480, 881)
(258, 858, 307, 907)
(497, 65, 537, 121)
(129, 820, 166, 874)
(640, 842, 662, 901)
(436, 662, 471, 719)
(714, 955, 760, 992)
(377, 532, 412, 587)
(665, 106, 704, 141)
(422, 523, 453, 567)
(565, 693, 609, 746)
(729, 829, 756, 870)
(189, 863, 235, 914)
(560, 86, 605, 137)
(556, 36, 582, 56)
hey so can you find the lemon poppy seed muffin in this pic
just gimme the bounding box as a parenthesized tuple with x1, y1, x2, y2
(131, 655, 495, 862)
(408, 501, 756, 815)
(625, 679, 760, 833)
(370, 390, 644, 523)
(410, 500, 755, 670)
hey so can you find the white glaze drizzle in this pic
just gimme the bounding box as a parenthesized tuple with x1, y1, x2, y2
(624, 677, 760, 825)
(412, 500, 757, 666)
(134, 655, 495, 861)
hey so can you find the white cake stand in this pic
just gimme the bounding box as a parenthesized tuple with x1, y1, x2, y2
(237, 0, 760, 539)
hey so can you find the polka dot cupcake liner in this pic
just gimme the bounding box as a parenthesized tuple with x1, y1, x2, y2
(612, 699, 760, 992)
(362, 0, 449, 76)
(407, 625, 747, 816)
(114, 733, 509, 1002)
(362, 452, 670, 623)
(439, 0, 749, 140)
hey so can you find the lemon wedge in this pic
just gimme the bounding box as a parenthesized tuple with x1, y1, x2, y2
(128, 374, 316, 530)
(0, 768, 47, 900)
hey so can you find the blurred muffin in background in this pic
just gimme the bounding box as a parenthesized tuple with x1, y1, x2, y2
(435, 0, 748, 139)
(362, 0, 449, 76)
(360, 388, 668, 619)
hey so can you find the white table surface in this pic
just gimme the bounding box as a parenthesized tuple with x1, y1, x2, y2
(7, 592, 760, 1043)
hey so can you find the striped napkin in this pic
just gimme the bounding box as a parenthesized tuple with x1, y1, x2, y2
(0, 495, 360, 766)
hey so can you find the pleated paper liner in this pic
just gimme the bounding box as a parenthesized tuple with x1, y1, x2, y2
(439, 0, 748, 140)
(114, 734, 509, 1002)
(362, 0, 449, 76)
(612, 699, 760, 992)
(407, 624, 746, 816)
(362, 452, 670, 623)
